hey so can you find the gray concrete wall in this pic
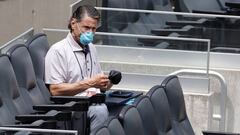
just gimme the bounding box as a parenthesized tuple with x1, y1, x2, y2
(0, 0, 100, 45)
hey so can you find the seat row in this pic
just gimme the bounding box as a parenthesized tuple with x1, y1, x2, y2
(92, 75, 195, 135)
(93, 75, 240, 135)
(99, 0, 240, 51)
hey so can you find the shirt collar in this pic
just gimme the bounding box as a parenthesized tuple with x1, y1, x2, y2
(66, 32, 83, 52)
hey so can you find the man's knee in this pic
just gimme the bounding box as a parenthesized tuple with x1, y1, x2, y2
(88, 104, 109, 131)
(89, 104, 108, 120)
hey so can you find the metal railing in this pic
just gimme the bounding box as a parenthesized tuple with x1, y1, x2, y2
(96, 7, 240, 19)
(0, 127, 78, 135)
(0, 27, 34, 51)
(43, 28, 211, 76)
(170, 69, 227, 131)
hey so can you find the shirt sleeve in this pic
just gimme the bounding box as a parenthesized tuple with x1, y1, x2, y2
(45, 48, 67, 84)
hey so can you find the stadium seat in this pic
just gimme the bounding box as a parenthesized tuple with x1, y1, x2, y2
(0, 55, 56, 129)
(174, 0, 240, 14)
(146, 85, 177, 135)
(107, 117, 126, 135)
(118, 105, 145, 135)
(2, 44, 91, 132)
(133, 96, 159, 135)
(5, 44, 48, 105)
(175, 0, 224, 13)
(92, 116, 126, 135)
(161, 75, 195, 135)
(92, 126, 111, 135)
(25, 33, 51, 101)
(160, 75, 240, 135)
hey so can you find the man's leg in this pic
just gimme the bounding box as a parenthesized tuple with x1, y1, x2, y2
(72, 111, 86, 135)
(88, 103, 109, 132)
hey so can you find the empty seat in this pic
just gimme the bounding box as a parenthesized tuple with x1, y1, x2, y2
(0, 55, 56, 129)
(92, 127, 111, 135)
(118, 105, 145, 135)
(3, 44, 91, 128)
(0, 54, 34, 114)
(175, 0, 224, 13)
(133, 96, 159, 135)
(106, 117, 126, 135)
(5, 44, 47, 105)
(161, 75, 195, 135)
(92, 116, 126, 135)
(146, 85, 176, 135)
(26, 33, 51, 101)
(0, 56, 19, 125)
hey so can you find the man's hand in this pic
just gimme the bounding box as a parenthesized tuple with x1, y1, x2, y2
(89, 73, 110, 89)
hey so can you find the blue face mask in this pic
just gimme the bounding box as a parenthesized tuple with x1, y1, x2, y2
(79, 32, 94, 46)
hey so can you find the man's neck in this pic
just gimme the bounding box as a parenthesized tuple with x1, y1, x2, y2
(71, 32, 84, 49)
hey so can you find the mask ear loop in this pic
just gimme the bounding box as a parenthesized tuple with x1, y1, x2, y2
(77, 23, 87, 46)
(76, 23, 82, 37)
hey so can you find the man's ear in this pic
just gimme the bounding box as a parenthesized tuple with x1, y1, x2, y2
(70, 18, 78, 30)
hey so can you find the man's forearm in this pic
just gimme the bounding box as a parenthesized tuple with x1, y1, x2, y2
(49, 79, 95, 96)
(49, 73, 110, 96)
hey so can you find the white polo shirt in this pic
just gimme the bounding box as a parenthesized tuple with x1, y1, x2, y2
(45, 33, 102, 96)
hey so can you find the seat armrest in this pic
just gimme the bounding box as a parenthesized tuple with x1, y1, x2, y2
(3, 120, 56, 129)
(225, 3, 240, 15)
(151, 28, 188, 35)
(51, 93, 106, 104)
(15, 110, 72, 123)
(0, 130, 28, 135)
(152, 25, 202, 38)
(33, 101, 89, 112)
(151, 28, 193, 36)
(225, 1, 240, 9)
(50, 96, 89, 104)
(203, 130, 240, 135)
(166, 19, 208, 27)
(192, 10, 226, 15)
(211, 47, 240, 53)
(90, 93, 106, 104)
(137, 32, 190, 46)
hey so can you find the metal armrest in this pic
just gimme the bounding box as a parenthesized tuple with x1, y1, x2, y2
(33, 101, 89, 112)
(203, 130, 240, 135)
(15, 110, 72, 123)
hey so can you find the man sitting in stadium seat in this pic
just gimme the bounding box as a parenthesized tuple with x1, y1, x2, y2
(45, 5, 112, 132)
